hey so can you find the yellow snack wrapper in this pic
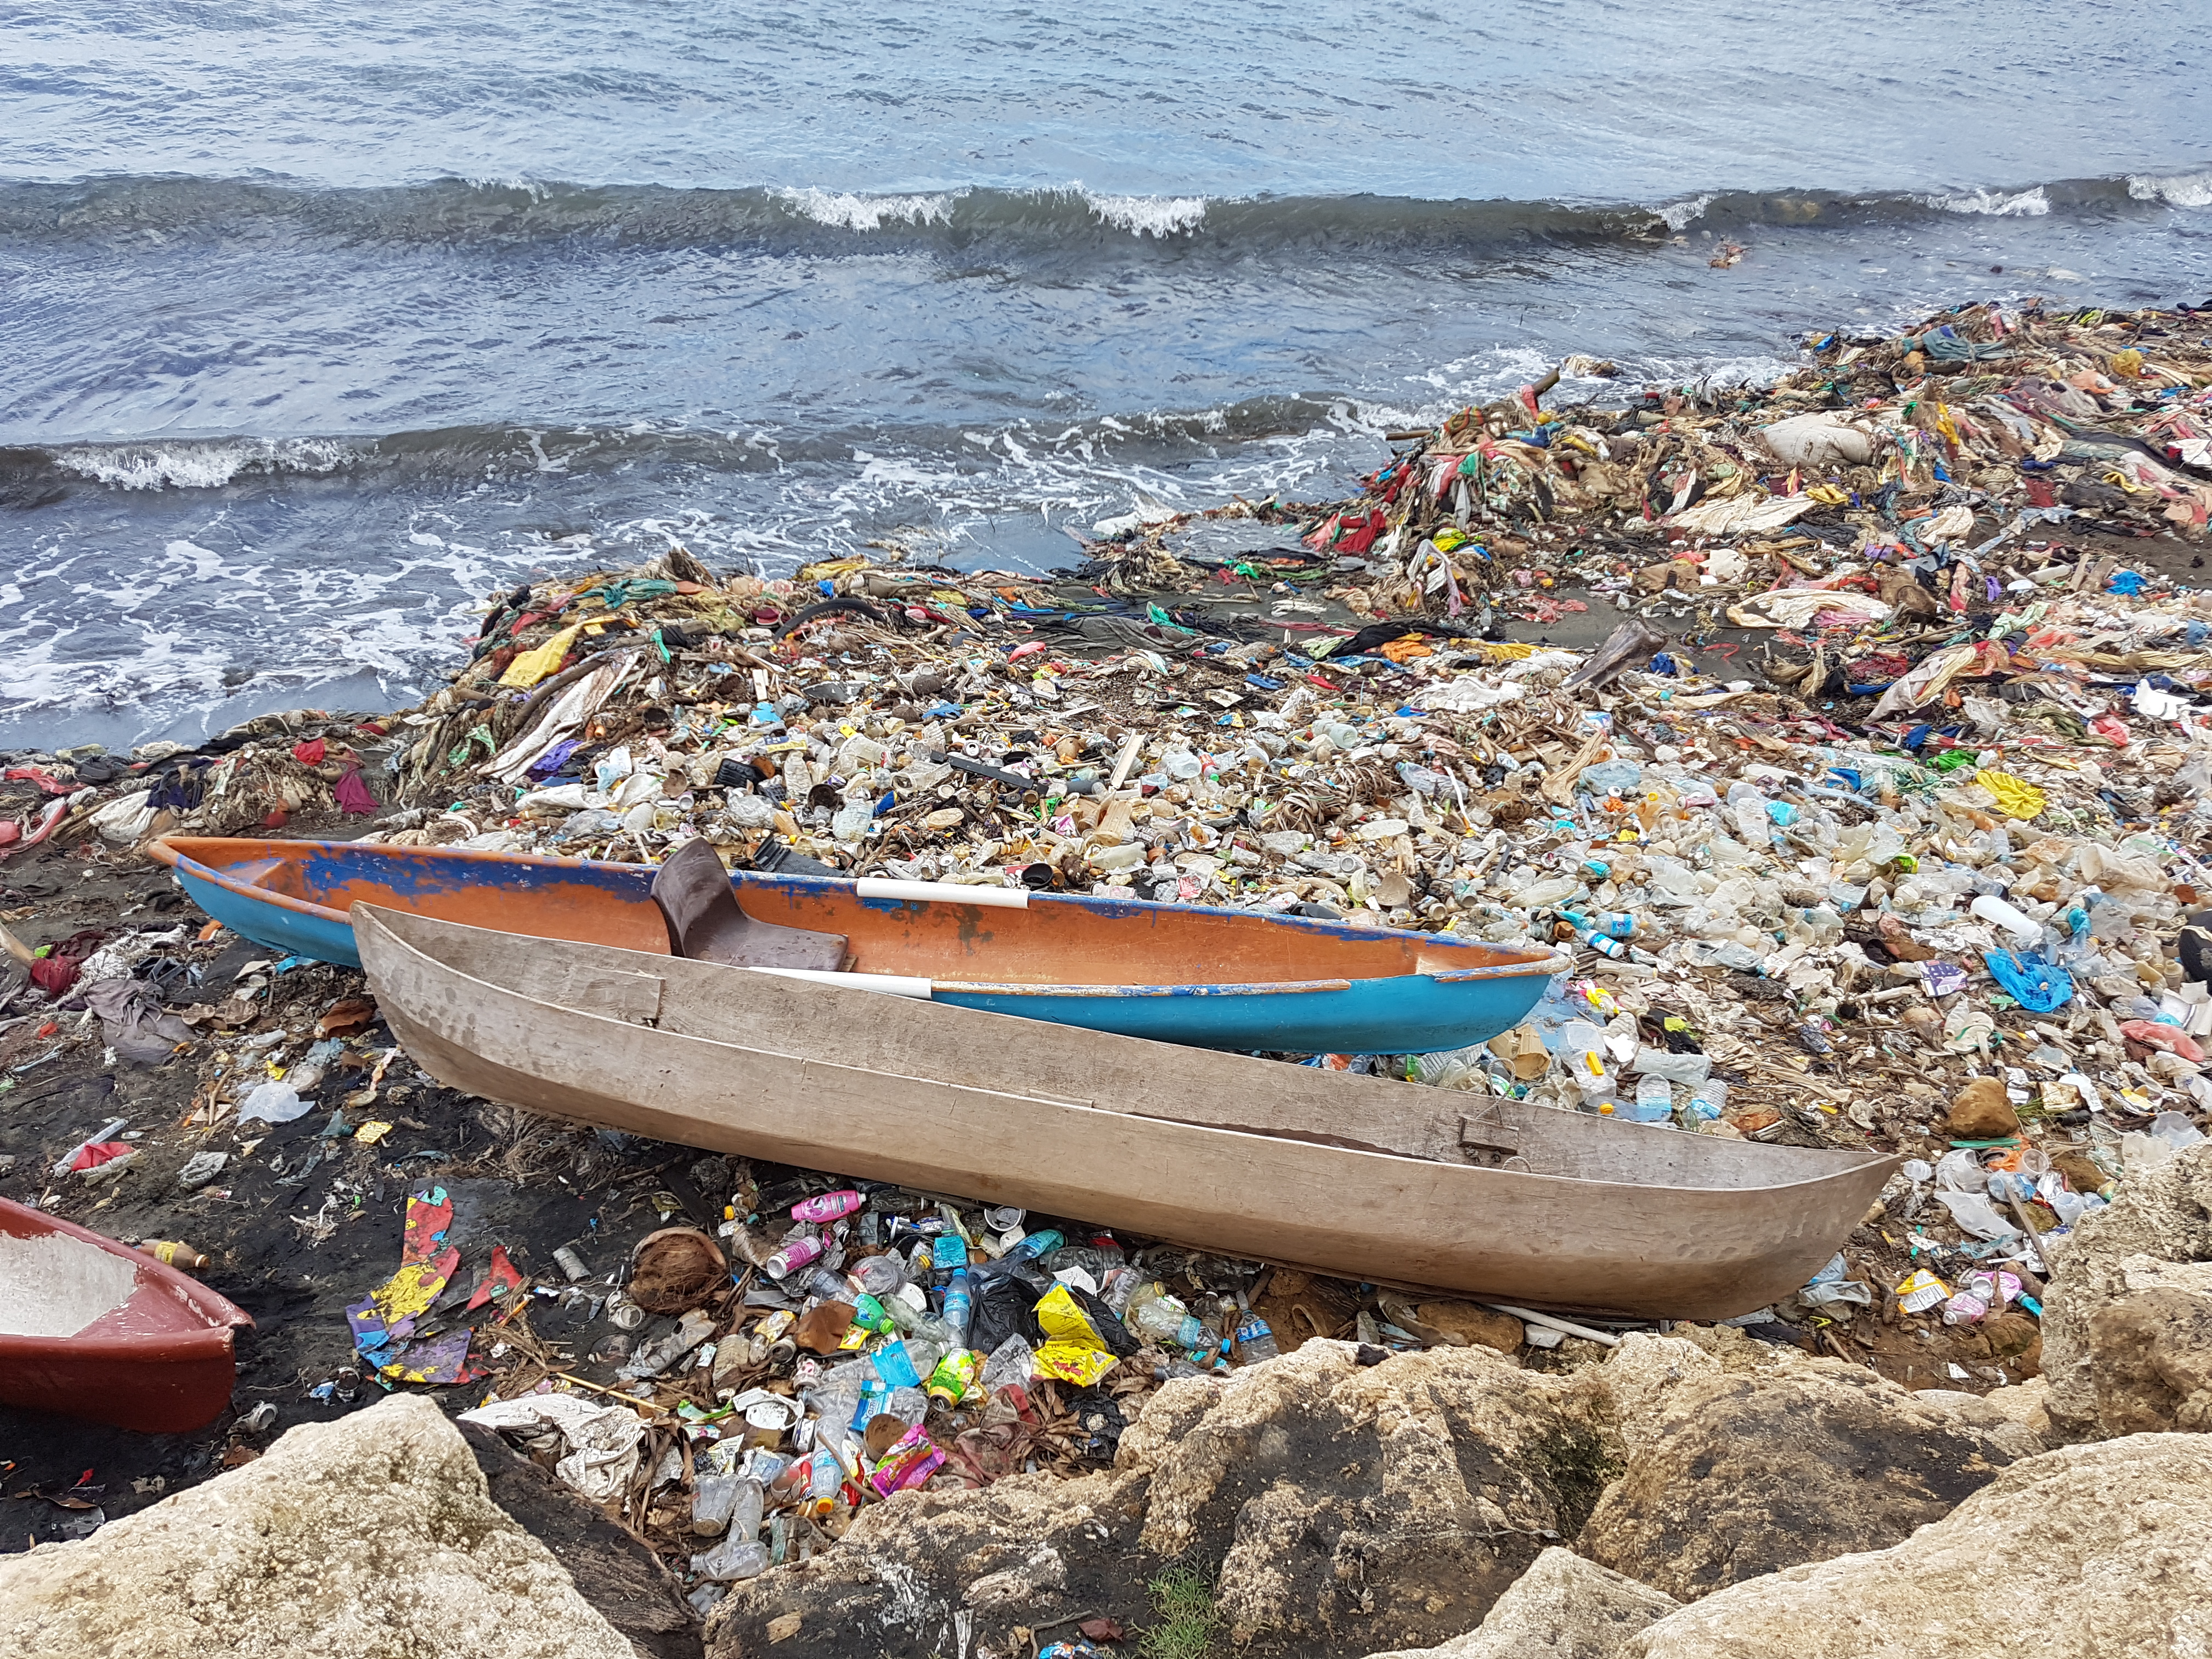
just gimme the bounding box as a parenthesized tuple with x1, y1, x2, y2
(1031, 1340, 1118, 1386)
(1035, 1283, 1110, 1351)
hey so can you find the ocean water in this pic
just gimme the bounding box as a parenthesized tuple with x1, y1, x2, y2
(2, 0, 2208, 748)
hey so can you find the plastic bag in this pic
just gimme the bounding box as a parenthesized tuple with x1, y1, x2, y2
(238, 1081, 310, 1124)
(1983, 950, 2074, 1012)
(1932, 1189, 2020, 1241)
(1800, 1252, 1873, 1308)
(968, 1267, 1049, 1356)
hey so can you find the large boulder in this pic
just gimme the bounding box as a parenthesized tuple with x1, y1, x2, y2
(1578, 1346, 2037, 1601)
(702, 1465, 1147, 1659)
(706, 1341, 1621, 1659)
(0, 1395, 637, 1659)
(1358, 1547, 1678, 1659)
(2040, 1141, 2212, 1442)
(1626, 1433, 2212, 1658)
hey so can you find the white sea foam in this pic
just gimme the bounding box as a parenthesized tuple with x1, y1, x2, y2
(1923, 187, 2049, 217)
(774, 187, 959, 230)
(2128, 170, 2212, 209)
(48, 437, 353, 492)
(1657, 194, 1713, 232)
(1080, 189, 1209, 237)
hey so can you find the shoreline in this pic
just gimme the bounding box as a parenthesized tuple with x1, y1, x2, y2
(4, 297, 2211, 1652)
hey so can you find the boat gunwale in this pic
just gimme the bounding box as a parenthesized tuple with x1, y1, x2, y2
(151, 835, 1571, 988)
(0, 1197, 255, 1356)
(357, 904, 1896, 1203)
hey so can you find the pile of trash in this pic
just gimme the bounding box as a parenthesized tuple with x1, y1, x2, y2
(6, 297, 2212, 1602)
(1307, 296, 2210, 635)
(455, 1179, 1329, 1612)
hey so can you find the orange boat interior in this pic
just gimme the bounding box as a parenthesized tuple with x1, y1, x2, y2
(157, 836, 1554, 987)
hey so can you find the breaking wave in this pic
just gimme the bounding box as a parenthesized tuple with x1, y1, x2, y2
(5, 168, 2206, 256)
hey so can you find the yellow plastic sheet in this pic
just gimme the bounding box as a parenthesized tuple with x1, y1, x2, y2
(1975, 770, 2047, 821)
(499, 623, 586, 689)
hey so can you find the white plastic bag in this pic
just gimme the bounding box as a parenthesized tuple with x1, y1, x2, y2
(1933, 1188, 2020, 1241)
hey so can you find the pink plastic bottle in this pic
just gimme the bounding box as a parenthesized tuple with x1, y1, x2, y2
(763, 1234, 827, 1280)
(789, 1190, 864, 1223)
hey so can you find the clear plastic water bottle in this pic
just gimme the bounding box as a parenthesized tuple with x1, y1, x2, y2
(1688, 1079, 1728, 1121)
(1631, 1075, 1674, 1124)
(940, 1268, 972, 1342)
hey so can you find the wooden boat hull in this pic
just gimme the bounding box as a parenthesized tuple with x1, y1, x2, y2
(151, 836, 1562, 1053)
(356, 905, 1896, 1319)
(1, 1199, 252, 1434)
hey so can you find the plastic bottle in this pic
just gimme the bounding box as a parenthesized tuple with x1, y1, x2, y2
(1970, 893, 2041, 943)
(1687, 1078, 1729, 1121)
(762, 1234, 826, 1280)
(1630, 1075, 1674, 1124)
(1633, 1048, 1712, 1086)
(1231, 1289, 1279, 1364)
(1562, 908, 1634, 938)
(691, 1535, 771, 1582)
(1726, 781, 1773, 844)
(940, 1267, 972, 1341)
(141, 1239, 210, 1269)
(790, 1190, 865, 1223)
(1127, 1283, 1210, 1351)
(849, 1294, 899, 1335)
(803, 1447, 843, 1517)
(1231, 1314, 1279, 1364)
(1002, 1229, 1065, 1263)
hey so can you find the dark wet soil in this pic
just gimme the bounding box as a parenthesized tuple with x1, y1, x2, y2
(0, 825, 732, 1561)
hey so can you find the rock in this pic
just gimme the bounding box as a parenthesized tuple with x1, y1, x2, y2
(1358, 1547, 1678, 1659)
(2056, 1256, 2212, 1437)
(1974, 1377, 2054, 1441)
(704, 1468, 1143, 1659)
(2041, 1141, 2212, 1442)
(1416, 1301, 1526, 1353)
(0, 1395, 636, 1659)
(2051, 1150, 2112, 1194)
(1945, 1075, 2018, 1138)
(1626, 1434, 2212, 1658)
(706, 1341, 1622, 1659)
(1149, 1342, 1610, 1650)
(1577, 1358, 2032, 1602)
(460, 1421, 701, 1659)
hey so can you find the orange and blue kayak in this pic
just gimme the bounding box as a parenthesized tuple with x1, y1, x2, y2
(149, 835, 1563, 1054)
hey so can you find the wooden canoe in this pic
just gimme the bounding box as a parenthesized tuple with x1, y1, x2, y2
(0, 1198, 252, 1433)
(356, 904, 1897, 1320)
(150, 835, 1564, 1054)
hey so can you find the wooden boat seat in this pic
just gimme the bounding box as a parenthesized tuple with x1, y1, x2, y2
(650, 838, 850, 972)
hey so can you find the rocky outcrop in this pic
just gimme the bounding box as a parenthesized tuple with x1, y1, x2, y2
(2035, 1141, 2212, 1442)
(703, 1327, 2090, 1659)
(0, 1395, 637, 1659)
(1358, 1547, 1678, 1659)
(1578, 1341, 2036, 1602)
(707, 1341, 1622, 1659)
(1626, 1434, 2212, 1658)
(2040, 1141, 2212, 1441)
